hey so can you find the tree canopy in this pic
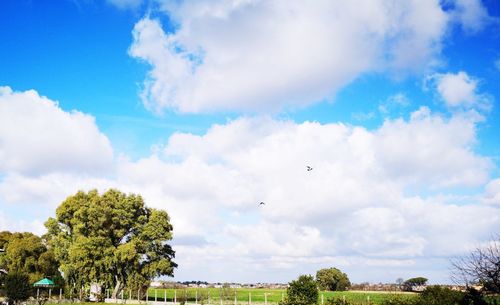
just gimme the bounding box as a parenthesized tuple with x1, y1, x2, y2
(403, 277, 428, 291)
(0, 231, 59, 284)
(316, 267, 351, 291)
(44, 189, 177, 298)
(280, 274, 318, 305)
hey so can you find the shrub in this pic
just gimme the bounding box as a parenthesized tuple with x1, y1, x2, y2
(5, 273, 31, 305)
(381, 295, 418, 305)
(415, 285, 463, 305)
(280, 275, 319, 305)
(461, 288, 488, 305)
(325, 296, 356, 305)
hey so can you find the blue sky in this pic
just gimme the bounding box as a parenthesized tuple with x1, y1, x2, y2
(1, 0, 500, 284)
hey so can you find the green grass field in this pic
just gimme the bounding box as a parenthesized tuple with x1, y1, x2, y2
(140, 288, 417, 304)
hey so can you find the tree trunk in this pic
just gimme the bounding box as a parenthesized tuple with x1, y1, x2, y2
(112, 278, 124, 299)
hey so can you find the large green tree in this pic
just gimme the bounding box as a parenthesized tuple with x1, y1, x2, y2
(316, 267, 351, 291)
(280, 275, 318, 305)
(0, 231, 60, 284)
(44, 189, 177, 298)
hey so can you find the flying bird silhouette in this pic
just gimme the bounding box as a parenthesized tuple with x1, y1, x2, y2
(306, 166, 313, 171)
(259, 202, 265, 206)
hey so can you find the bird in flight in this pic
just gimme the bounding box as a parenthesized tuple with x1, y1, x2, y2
(306, 166, 313, 171)
(259, 202, 265, 206)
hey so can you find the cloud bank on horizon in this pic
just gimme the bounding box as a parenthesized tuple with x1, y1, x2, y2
(0, 0, 499, 284)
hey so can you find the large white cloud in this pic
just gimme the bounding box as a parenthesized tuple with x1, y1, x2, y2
(151, 111, 496, 281)
(129, 0, 451, 113)
(1, 94, 497, 282)
(129, 0, 491, 114)
(0, 87, 114, 176)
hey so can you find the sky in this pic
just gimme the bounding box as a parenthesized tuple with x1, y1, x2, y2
(0, 0, 500, 285)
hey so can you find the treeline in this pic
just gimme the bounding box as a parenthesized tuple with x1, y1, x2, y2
(281, 275, 499, 305)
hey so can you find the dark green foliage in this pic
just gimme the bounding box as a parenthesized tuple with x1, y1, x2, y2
(280, 275, 319, 305)
(414, 286, 491, 305)
(0, 231, 60, 284)
(316, 267, 351, 291)
(326, 296, 357, 305)
(5, 273, 31, 305)
(415, 285, 463, 305)
(461, 288, 488, 305)
(381, 295, 418, 305)
(403, 277, 428, 291)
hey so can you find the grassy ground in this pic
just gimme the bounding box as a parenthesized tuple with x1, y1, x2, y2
(141, 288, 417, 304)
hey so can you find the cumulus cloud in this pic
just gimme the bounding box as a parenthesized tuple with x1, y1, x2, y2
(113, 110, 495, 273)
(375, 106, 491, 188)
(429, 71, 492, 111)
(130, 0, 450, 113)
(0, 211, 46, 235)
(451, 0, 491, 33)
(483, 179, 500, 206)
(1, 100, 497, 282)
(0, 87, 114, 176)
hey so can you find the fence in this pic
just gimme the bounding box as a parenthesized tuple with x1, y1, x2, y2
(0, 288, 381, 305)
(103, 288, 285, 305)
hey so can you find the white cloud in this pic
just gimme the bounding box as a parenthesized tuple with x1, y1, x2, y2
(1, 103, 497, 282)
(0, 211, 46, 235)
(430, 71, 492, 110)
(451, 0, 490, 33)
(378, 93, 410, 116)
(121, 111, 495, 269)
(130, 0, 450, 113)
(0, 87, 114, 176)
(375, 106, 491, 188)
(483, 178, 500, 206)
(0, 172, 116, 206)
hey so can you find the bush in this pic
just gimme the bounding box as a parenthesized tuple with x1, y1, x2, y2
(280, 275, 319, 305)
(325, 296, 356, 305)
(381, 295, 418, 305)
(5, 273, 31, 305)
(460, 288, 488, 305)
(414, 286, 491, 305)
(415, 285, 463, 305)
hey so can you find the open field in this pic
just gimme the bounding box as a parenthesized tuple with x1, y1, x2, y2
(141, 288, 418, 304)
